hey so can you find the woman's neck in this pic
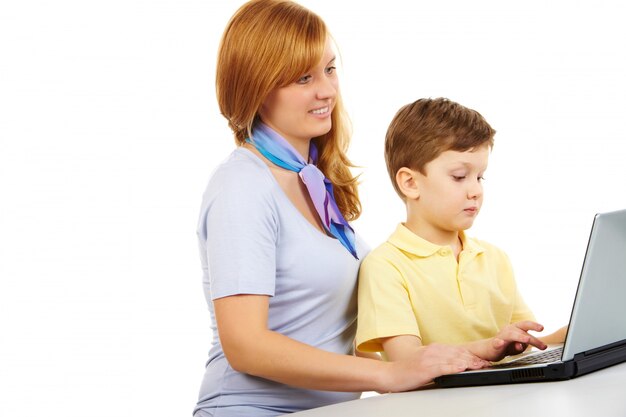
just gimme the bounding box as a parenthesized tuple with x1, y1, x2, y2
(259, 121, 311, 160)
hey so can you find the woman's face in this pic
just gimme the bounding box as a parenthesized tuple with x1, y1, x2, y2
(258, 40, 338, 148)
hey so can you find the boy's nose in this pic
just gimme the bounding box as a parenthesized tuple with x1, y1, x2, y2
(468, 181, 483, 200)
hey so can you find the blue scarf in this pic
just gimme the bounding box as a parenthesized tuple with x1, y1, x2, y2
(246, 123, 358, 259)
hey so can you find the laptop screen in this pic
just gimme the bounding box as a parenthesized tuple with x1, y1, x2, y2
(562, 209, 626, 361)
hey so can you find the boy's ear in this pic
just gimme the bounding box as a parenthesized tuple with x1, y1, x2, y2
(396, 167, 420, 200)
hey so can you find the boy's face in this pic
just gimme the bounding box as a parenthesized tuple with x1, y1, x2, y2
(411, 144, 490, 240)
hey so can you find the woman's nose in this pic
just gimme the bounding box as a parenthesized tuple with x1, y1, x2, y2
(315, 75, 337, 100)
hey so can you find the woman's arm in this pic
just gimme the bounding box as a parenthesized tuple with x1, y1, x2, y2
(215, 294, 487, 393)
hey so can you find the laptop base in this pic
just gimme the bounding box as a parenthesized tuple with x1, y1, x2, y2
(435, 338, 626, 388)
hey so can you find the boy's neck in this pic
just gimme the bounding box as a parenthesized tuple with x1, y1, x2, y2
(403, 219, 463, 254)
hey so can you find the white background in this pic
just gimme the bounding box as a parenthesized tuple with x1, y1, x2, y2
(1, 0, 625, 416)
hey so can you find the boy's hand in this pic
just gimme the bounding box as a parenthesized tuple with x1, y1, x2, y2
(470, 321, 547, 362)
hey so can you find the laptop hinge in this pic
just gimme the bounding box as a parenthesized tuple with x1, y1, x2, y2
(573, 338, 626, 376)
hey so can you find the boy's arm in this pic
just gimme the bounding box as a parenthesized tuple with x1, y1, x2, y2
(356, 253, 420, 354)
(539, 325, 568, 345)
(464, 321, 548, 362)
(354, 340, 381, 360)
(467, 324, 568, 362)
(383, 325, 565, 364)
(381, 335, 424, 361)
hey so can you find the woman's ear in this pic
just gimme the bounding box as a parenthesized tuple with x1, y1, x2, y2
(396, 167, 420, 200)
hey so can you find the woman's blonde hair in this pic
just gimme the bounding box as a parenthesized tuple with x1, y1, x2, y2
(216, 0, 361, 220)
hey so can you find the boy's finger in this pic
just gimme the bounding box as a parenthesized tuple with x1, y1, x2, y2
(514, 321, 545, 332)
(526, 335, 547, 350)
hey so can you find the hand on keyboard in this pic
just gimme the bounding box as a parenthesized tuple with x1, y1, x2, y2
(467, 321, 548, 362)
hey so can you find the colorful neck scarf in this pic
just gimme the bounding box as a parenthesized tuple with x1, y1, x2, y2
(246, 123, 358, 259)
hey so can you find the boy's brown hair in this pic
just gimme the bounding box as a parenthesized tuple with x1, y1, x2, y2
(384, 97, 496, 199)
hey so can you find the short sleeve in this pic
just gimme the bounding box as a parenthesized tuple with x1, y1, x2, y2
(356, 250, 420, 352)
(199, 160, 279, 300)
(510, 289, 536, 323)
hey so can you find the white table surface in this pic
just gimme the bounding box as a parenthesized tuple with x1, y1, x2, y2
(292, 361, 626, 416)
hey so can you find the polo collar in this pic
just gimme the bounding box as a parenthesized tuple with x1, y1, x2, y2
(387, 223, 485, 258)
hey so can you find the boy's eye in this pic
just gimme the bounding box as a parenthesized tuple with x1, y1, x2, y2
(296, 74, 312, 84)
(325, 66, 336, 75)
(478, 176, 486, 182)
(452, 175, 466, 181)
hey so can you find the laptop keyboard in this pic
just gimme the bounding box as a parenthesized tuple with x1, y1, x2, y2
(493, 346, 563, 368)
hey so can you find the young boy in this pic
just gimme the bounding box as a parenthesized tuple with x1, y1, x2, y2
(356, 98, 565, 362)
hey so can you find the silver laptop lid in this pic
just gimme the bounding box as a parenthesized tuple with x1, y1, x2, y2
(562, 209, 626, 361)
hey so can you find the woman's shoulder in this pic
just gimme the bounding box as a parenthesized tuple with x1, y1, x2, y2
(206, 148, 276, 193)
(211, 147, 270, 179)
(197, 148, 283, 219)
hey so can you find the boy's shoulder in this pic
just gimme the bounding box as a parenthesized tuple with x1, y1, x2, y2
(360, 232, 511, 265)
(465, 235, 514, 267)
(359, 239, 407, 271)
(466, 235, 508, 256)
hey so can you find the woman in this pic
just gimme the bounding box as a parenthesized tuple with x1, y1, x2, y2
(194, 1, 486, 416)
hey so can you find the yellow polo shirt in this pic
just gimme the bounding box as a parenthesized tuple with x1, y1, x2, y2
(356, 223, 535, 353)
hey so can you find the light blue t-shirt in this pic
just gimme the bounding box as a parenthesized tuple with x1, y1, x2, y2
(194, 148, 366, 417)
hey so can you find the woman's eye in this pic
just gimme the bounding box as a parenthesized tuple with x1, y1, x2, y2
(296, 75, 312, 84)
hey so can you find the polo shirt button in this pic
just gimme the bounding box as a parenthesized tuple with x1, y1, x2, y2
(440, 249, 449, 256)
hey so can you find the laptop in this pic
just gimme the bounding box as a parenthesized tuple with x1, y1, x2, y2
(435, 208, 626, 388)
